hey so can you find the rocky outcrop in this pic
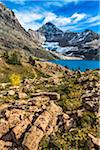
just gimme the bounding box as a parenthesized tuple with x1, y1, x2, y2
(0, 60, 74, 150)
(31, 92, 60, 100)
(81, 79, 99, 113)
(0, 95, 63, 150)
(0, 3, 33, 46)
(0, 3, 28, 36)
(23, 102, 62, 150)
(77, 71, 100, 116)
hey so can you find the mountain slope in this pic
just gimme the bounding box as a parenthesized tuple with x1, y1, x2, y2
(0, 3, 55, 60)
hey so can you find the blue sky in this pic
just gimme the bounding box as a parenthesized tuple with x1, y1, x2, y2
(0, 0, 100, 33)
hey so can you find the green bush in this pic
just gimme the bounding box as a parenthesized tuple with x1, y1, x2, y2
(40, 135, 67, 150)
(57, 85, 82, 111)
(5, 51, 21, 65)
(79, 112, 96, 128)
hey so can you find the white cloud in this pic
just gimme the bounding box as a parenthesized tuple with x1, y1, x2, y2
(43, 12, 56, 24)
(14, 9, 72, 30)
(56, 17, 71, 26)
(43, 12, 87, 28)
(87, 15, 100, 23)
(61, 14, 100, 32)
(15, 10, 43, 23)
(62, 26, 85, 32)
(1, 0, 80, 6)
(43, 12, 71, 26)
(70, 14, 100, 31)
(44, 0, 80, 8)
(71, 12, 87, 23)
(88, 21, 100, 27)
(4, 0, 79, 2)
(14, 9, 43, 30)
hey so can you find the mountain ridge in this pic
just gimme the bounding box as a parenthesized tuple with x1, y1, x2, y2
(37, 22, 100, 60)
(37, 22, 99, 44)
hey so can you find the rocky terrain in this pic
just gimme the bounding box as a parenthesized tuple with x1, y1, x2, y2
(38, 22, 100, 60)
(0, 3, 55, 60)
(0, 55, 99, 150)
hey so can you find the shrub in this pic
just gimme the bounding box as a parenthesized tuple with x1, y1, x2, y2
(59, 95, 81, 111)
(9, 73, 21, 86)
(7, 51, 21, 65)
(40, 135, 67, 150)
(58, 85, 82, 111)
(79, 112, 96, 128)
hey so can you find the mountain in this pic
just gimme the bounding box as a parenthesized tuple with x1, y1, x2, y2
(38, 22, 100, 60)
(0, 3, 55, 60)
(37, 22, 64, 42)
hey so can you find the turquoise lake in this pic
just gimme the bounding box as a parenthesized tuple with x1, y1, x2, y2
(49, 60, 100, 72)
